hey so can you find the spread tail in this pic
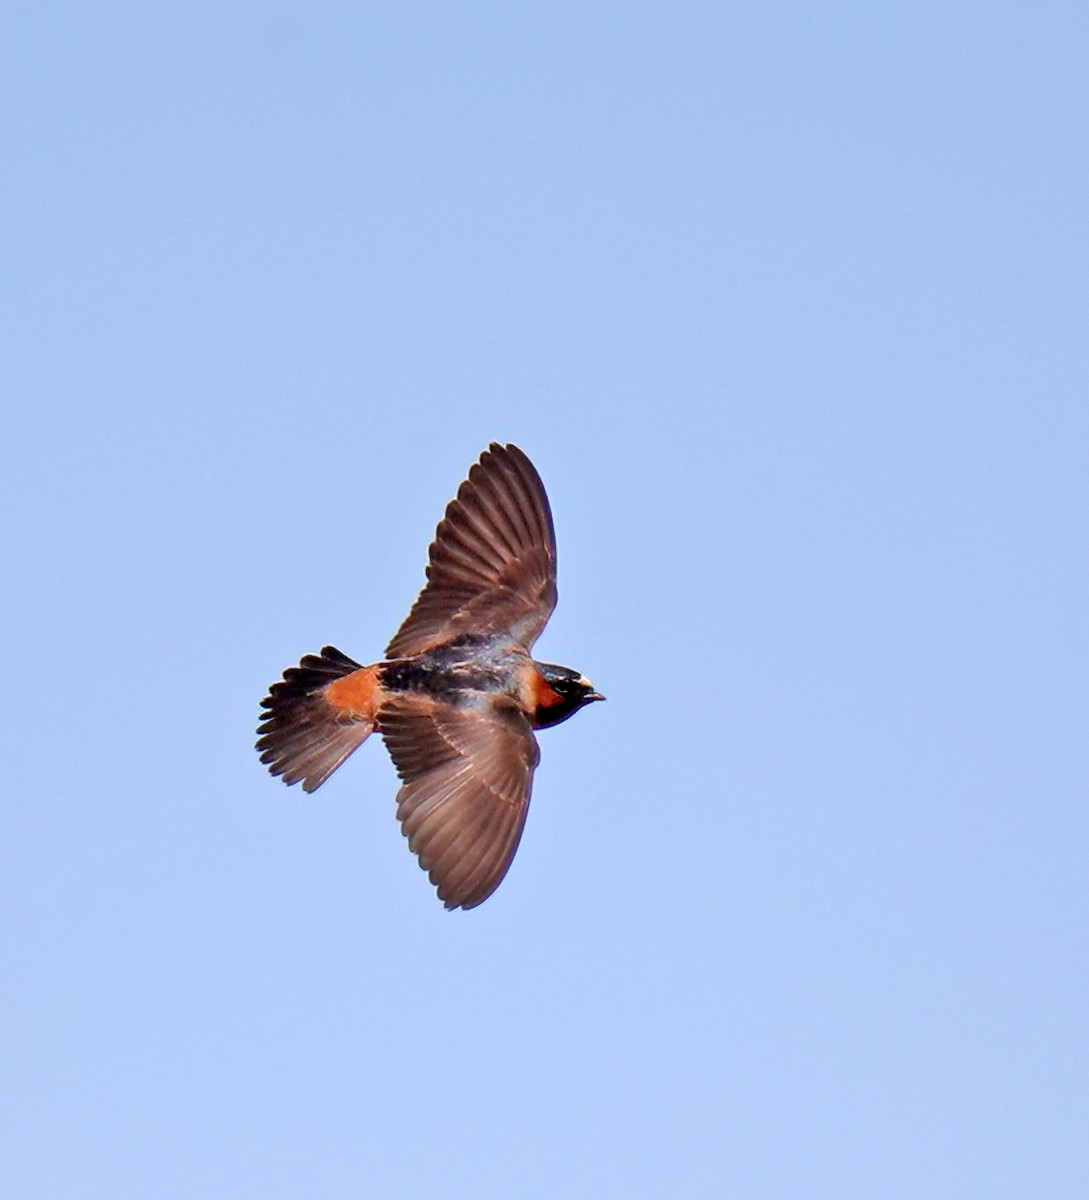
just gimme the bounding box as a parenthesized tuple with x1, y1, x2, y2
(256, 646, 376, 793)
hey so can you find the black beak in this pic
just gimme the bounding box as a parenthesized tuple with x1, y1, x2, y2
(585, 691, 606, 703)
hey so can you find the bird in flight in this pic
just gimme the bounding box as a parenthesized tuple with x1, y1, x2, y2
(256, 443, 603, 910)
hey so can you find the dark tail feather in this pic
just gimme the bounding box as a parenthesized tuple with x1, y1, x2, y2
(256, 646, 374, 793)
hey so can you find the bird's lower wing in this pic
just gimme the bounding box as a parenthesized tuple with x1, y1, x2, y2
(379, 693, 540, 910)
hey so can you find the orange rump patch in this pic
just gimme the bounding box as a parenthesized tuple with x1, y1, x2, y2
(325, 666, 384, 721)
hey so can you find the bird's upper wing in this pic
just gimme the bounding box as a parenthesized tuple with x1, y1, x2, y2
(385, 443, 557, 658)
(379, 692, 540, 910)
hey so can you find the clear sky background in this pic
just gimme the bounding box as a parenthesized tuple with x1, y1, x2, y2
(3, 4, 1087, 1197)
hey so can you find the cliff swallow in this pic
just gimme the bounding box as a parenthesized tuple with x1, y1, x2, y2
(256, 443, 603, 910)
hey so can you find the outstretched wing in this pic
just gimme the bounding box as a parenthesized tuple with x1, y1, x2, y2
(379, 693, 540, 910)
(385, 443, 557, 658)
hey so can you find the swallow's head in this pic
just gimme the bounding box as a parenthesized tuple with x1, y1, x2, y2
(533, 663, 605, 728)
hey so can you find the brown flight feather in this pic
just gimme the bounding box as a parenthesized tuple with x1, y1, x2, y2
(385, 443, 558, 658)
(379, 692, 540, 910)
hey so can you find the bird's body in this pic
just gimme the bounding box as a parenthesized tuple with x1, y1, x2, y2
(256, 443, 602, 910)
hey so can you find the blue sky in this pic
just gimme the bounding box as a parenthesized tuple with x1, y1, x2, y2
(3, 3, 1087, 1196)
